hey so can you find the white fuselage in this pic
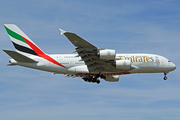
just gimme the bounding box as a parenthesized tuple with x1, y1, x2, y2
(4, 24, 176, 83)
(9, 53, 176, 76)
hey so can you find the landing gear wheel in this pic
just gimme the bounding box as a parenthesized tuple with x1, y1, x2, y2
(164, 76, 167, 80)
(163, 72, 168, 80)
(82, 74, 101, 84)
(97, 80, 100, 84)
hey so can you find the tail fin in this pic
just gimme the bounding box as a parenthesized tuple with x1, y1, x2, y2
(4, 24, 67, 68)
(4, 24, 45, 56)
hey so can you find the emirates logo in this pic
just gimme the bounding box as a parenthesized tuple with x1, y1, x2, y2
(123, 61, 127, 66)
(107, 51, 111, 56)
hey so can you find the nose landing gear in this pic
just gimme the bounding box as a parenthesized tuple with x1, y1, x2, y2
(163, 72, 168, 80)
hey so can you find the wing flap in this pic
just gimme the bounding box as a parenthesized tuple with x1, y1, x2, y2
(3, 50, 38, 63)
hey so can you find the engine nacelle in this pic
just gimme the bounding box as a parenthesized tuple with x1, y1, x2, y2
(115, 60, 131, 69)
(105, 75, 119, 82)
(99, 49, 116, 60)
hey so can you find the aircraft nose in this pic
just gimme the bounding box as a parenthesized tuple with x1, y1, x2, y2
(170, 62, 176, 71)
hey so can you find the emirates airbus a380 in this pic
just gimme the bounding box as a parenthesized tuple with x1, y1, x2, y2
(3, 24, 176, 84)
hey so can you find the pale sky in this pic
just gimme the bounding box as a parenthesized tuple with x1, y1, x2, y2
(0, 0, 180, 120)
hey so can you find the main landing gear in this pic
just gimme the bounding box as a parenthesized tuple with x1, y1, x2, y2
(163, 72, 168, 80)
(82, 74, 105, 84)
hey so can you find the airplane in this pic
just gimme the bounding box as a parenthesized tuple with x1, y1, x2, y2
(3, 24, 176, 84)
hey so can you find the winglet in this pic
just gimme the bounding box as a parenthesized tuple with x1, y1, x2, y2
(59, 28, 66, 35)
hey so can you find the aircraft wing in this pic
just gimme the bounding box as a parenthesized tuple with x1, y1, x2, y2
(63, 32, 97, 48)
(60, 29, 124, 73)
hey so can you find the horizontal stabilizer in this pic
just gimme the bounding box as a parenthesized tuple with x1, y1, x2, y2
(3, 50, 38, 63)
(7, 64, 17, 66)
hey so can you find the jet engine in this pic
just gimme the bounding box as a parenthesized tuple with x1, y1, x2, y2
(105, 75, 119, 82)
(115, 60, 131, 69)
(98, 49, 116, 60)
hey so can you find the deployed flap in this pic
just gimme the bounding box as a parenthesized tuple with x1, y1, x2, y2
(63, 32, 97, 48)
(3, 50, 37, 63)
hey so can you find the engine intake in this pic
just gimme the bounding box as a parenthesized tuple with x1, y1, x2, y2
(115, 60, 131, 69)
(98, 49, 116, 60)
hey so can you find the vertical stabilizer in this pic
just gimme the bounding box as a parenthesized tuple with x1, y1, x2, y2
(4, 24, 45, 56)
(4, 24, 67, 68)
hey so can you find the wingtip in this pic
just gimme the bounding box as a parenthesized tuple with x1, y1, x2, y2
(59, 28, 66, 35)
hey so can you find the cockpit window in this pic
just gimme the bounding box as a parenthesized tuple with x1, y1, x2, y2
(168, 60, 171, 62)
